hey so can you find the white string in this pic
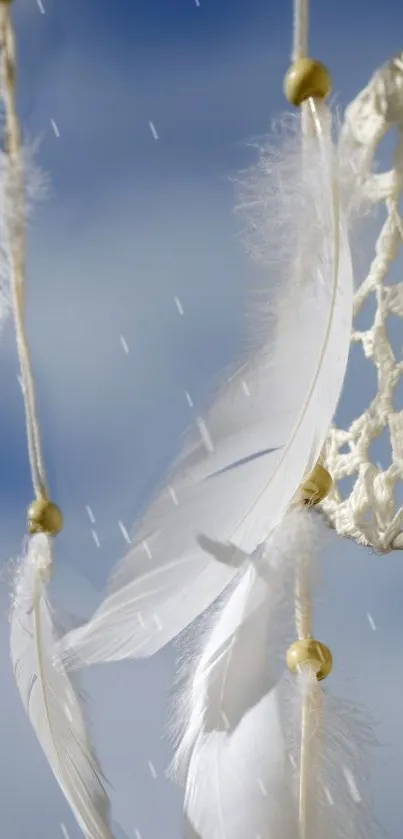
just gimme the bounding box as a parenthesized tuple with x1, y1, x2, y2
(290, 1, 330, 830)
(295, 550, 312, 640)
(0, 4, 48, 500)
(294, 533, 317, 839)
(292, 0, 309, 62)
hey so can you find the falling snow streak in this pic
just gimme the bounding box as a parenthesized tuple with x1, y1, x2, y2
(174, 296, 184, 315)
(241, 379, 251, 396)
(148, 121, 159, 140)
(85, 505, 96, 524)
(91, 530, 101, 548)
(196, 416, 214, 453)
(120, 334, 129, 354)
(168, 486, 178, 506)
(118, 520, 132, 544)
(343, 768, 362, 803)
(148, 760, 158, 779)
(50, 119, 60, 137)
(366, 612, 376, 631)
(142, 540, 152, 559)
(153, 613, 163, 631)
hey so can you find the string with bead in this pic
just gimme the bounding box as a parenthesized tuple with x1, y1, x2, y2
(0, 0, 61, 532)
(283, 2, 336, 832)
(1, 5, 117, 837)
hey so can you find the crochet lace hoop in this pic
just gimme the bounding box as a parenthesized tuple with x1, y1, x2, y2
(321, 53, 403, 552)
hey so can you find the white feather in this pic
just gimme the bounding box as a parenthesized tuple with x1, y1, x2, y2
(59, 100, 353, 667)
(287, 667, 380, 839)
(171, 511, 305, 839)
(10, 534, 116, 839)
(173, 511, 379, 839)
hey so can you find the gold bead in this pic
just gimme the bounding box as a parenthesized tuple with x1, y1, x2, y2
(284, 57, 332, 106)
(300, 463, 333, 506)
(27, 498, 63, 536)
(286, 638, 332, 681)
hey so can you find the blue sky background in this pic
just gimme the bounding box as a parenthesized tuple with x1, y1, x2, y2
(1, 1, 403, 837)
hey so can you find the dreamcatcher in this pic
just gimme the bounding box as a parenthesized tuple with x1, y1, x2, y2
(2, 0, 401, 836)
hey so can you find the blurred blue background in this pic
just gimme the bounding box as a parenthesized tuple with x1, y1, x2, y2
(1, 1, 403, 837)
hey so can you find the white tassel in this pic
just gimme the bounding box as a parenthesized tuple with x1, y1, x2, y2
(172, 511, 377, 839)
(10, 534, 116, 839)
(59, 97, 354, 668)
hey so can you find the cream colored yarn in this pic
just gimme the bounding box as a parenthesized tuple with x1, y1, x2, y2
(322, 55, 403, 551)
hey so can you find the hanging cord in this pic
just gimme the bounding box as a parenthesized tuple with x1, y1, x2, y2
(285, 3, 336, 834)
(295, 553, 314, 839)
(291, 2, 316, 821)
(287, 526, 332, 839)
(295, 551, 312, 641)
(292, 0, 309, 62)
(0, 2, 48, 501)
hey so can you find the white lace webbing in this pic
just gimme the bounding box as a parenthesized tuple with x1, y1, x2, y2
(321, 54, 403, 552)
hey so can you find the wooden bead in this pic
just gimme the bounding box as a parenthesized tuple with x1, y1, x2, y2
(27, 498, 63, 536)
(284, 57, 331, 106)
(300, 463, 333, 506)
(286, 638, 333, 681)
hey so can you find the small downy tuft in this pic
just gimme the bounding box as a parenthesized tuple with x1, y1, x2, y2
(0, 130, 48, 335)
(283, 667, 384, 839)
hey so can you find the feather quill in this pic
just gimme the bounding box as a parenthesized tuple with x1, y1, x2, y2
(59, 98, 353, 668)
(172, 510, 378, 839)
(10, 534, 116, 839)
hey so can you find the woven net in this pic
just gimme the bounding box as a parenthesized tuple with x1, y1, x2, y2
(322, 54, 403, 552)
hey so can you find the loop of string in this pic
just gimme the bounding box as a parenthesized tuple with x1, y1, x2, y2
(292, 0, 309, 62)
(0, 4, 48, 500)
